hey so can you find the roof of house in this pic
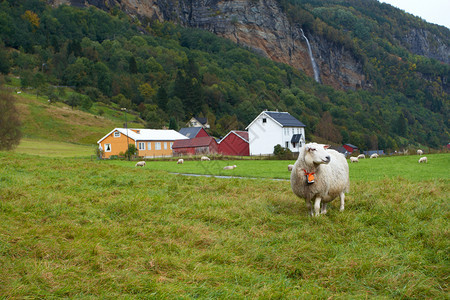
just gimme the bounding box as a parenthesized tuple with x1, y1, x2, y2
(344, 143, 358, 149)
(97, 128, 188, 144)
(195, 117, 208, 125)
(172, 136, 216, 149)
(179, 127, 204, 138)
(219, 130, 249, 144)
(245, 111, 305, 129)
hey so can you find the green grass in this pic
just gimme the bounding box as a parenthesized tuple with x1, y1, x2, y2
(0, 151, 448, 298)
(12, 88, 144, 145)
(110, 153, 450, 181)
(14, 138, 96, 157)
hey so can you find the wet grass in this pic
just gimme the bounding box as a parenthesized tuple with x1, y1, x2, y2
(112, 153, 450, 181)
(0, 152, 448, 298)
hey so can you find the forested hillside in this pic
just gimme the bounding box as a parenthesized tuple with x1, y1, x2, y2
(0, 0, 448, 150)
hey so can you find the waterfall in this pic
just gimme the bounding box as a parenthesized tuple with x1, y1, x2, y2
(300, 29, 320, 83)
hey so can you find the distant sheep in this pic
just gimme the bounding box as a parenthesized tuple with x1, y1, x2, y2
(417, 149, 423, 155)
(418, 157, 427, 163)
(177, 158, 184, 164)
(223, 165, 237, 170)
(288, 164, 294, 172)
(135, 161, 146, 167)
(201, 156, 210, 161)
(370, 153, 379, 159)
(350, 157, 359, 163)
(357, 154, 365, 159)
(291, 143, 350, 216)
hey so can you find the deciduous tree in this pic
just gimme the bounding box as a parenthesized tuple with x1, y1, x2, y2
(0, 90, 22, 150)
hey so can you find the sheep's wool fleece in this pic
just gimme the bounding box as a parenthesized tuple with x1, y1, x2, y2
(291, 147, 350, 203)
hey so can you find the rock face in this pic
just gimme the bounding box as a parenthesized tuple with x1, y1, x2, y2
(402, 28, 449, 64)
(47, 0, 448, 89)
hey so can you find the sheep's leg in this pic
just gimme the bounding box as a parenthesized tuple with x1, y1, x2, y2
(339, 192, 345, 211)
(320, 202, 327, 214)
(314, 197, 322, 216)
(305, 200, 313, 216)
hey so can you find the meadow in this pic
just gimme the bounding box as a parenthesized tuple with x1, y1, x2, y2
(0, 151, 448, 298)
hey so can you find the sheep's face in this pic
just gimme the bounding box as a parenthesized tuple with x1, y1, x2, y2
(304, 143, 331, 165)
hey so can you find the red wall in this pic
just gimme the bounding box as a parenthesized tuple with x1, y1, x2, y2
(219, 133, 249, 156)
(196, 128, 210, 138)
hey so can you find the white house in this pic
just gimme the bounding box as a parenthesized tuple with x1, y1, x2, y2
(245, 111, 306, 156)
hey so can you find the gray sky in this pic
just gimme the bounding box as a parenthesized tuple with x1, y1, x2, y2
(379, 0, 450, 29)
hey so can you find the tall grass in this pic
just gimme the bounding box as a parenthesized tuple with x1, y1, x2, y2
(0, 152, 448, 298)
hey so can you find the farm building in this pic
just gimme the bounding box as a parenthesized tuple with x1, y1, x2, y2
(179, 127, 210, 139)
(218, 130, 249, 156)
(186, 116, 210, 129)
(97, 128, 188, 158)
(364, 150, 385, 156)
(246, 111, 306, 156)
(172, 136, 218, 155)
(343, 144, 358, 154)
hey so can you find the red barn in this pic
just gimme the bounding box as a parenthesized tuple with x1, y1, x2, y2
(343, 144, 358, 153)
(218, 131, 249, 156)
(172, 136, 218, 155)
(179, 127, 209, 139)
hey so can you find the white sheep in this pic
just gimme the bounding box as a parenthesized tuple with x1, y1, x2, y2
(223, 165, 237, 170)
(370, 153, 379, 159)
(177, 158, 184, 164)
(201, 156, 210, 161)
(417, 149, 423, 155)
(135, 161, 146, 167)
(288, 164, 294, 172)
(357, 154, 365, 159)
(418, 157, 427, 163)
(291, 143, 350, 216)
(350, 156, 359, 163)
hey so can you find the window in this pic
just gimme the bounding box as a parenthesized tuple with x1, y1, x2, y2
(114, 131, 120, 137)
(138, 142, 145, 150)
(170, 142, 173, 149)
(285, 142, 289, 149)
(164, 142, 168, 150)
(105, 144, 111, 152)
(147, 142, 152, 150)
(262, 118, 267, 123)
(155, 142, 161, 150)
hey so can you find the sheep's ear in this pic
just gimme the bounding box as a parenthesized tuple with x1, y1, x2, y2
(323, 145, 330, 150)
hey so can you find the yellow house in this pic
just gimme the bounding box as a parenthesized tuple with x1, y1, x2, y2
(97, 128, 189, 158)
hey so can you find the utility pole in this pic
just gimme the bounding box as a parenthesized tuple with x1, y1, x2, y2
(121, 108, 130, 160)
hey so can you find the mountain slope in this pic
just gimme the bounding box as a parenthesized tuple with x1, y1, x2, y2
(0, 0, 448, 150)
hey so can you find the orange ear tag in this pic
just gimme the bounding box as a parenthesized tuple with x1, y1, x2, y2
(303, 170, 315, 184)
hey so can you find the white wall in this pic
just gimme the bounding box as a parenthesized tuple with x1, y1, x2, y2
(248, 115, 283, 155)
(248, 116, 306, 155)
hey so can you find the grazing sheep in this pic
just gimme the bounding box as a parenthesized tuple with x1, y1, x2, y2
(370, 153, 379, 159)
(418, 157, 427, 163)
(291, 143, 350, 216)
(135, 161, 146, 167)
(177, 158, 184, 164)
(357, 154, 365, 159)
(350, 157, 359, 163)
(223, 165, 237, 170)
(288, 164, 294, 172)
(201, 156, 210, 161)
(417, 149, 423, 155)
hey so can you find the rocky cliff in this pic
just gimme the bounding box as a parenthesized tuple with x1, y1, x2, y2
(47, 0, 448, 89)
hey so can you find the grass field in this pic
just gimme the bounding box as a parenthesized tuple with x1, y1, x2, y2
(14, 138, 96, 157)
(0, 151, 448, 298)
(110, 153, 450, 181)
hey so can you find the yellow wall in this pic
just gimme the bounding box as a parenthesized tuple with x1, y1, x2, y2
(99, 131, 175, 158)
(135, 141, 174, 157)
